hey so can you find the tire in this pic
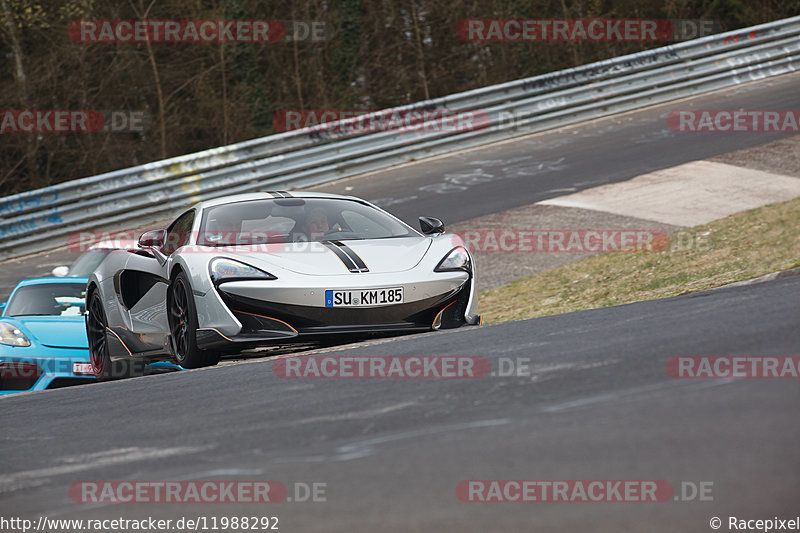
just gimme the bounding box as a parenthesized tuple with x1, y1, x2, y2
(168, 272, 220, 368)
(87, 291, 132, 381)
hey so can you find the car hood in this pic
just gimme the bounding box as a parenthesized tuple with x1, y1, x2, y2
(9, 316, 88, 349)
(212, 236, 433, 275)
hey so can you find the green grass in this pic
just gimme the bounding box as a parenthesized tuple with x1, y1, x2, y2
(480, 197, 800, 324)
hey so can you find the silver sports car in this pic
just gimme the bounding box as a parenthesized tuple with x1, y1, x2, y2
(87, 191, 479, 377)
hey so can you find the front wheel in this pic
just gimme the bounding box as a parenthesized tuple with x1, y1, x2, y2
(87, 291, 131, 381)
(168, 272, 220, 369)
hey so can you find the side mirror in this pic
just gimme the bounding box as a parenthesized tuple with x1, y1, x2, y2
(138, 229, 166, 249)
(419, 216, 445, 235)
(52, 265, 70, 277)
(0, 302, 6, 311)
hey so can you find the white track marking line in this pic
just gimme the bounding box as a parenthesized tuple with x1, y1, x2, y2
(0, 446, 210, 491)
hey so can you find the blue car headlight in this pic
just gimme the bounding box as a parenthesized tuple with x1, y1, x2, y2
(435, 246, 471, 273)
(209, 258, 277, 284)
(0, 322, 31, 347)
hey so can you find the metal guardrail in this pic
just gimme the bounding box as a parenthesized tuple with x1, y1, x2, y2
(1, 16, 799, 260)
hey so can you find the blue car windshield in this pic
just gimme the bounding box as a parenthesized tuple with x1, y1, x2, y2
(198, 198, 418, 246)
(5, 284, 88, 317)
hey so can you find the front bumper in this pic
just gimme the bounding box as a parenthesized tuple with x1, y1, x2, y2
(0, 351, 95, 395)
(194, 272, 472, 350)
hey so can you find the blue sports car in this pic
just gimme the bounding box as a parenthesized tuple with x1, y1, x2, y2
(0, 278, 96, 394)
(0, 277, 180, 394)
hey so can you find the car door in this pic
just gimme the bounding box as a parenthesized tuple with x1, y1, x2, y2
(119, 210, 196, 354)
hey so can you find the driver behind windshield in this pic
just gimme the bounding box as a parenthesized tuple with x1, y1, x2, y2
(204, 211, 246, 244)
(214, 212, 245, 233)
(303, 208, 330, 240)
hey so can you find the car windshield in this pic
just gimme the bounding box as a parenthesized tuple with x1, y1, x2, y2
(4, 284, 88, 317)
(67, 250, 113, 277)
(198, 198, 418, 246)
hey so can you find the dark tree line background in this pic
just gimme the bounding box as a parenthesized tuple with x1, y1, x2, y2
(1, 0, 798, 196)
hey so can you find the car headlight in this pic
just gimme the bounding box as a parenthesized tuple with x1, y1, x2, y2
(0, 322, 31, 347)
(209, 258, 277, 284)
(435, 247, 471, 273)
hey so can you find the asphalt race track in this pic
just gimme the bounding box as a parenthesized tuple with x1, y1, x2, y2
(1, 274, 798, 531)
(1, 72, 799, 299)
(1, 73, 799, 532)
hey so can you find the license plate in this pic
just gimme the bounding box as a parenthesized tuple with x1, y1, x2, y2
(325, 288, 403, 307)
(73, 362, 94, 375)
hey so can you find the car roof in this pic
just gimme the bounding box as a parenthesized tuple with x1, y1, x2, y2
(195, 191, 361, 210)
